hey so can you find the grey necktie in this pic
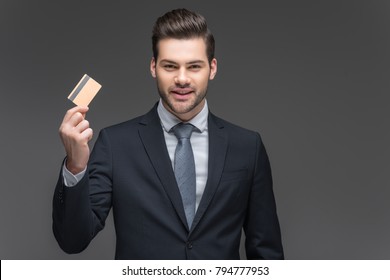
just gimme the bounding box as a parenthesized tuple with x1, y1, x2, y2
(172, 123, 197, 228)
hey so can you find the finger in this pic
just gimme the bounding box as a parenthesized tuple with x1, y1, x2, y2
(75, 119, 90, 133)
(67, 111, 87, 127)
(62, 106, 89, 123)
(80, 127, 93, 141)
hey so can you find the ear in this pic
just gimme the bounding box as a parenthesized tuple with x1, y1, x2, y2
(209, 58, 217, 80)
(150, 57, 156, 78)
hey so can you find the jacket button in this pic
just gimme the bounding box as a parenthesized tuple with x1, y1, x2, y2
(187, 242, 193, 249)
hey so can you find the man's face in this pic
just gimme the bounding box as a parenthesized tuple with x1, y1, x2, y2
(150, 37, 217, 121)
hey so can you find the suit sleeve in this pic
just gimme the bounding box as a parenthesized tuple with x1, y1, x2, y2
(52, 129, 113, 254)
(243, 133, 284, 259)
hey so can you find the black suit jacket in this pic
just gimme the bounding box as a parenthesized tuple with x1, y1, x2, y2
(53, 104, 284, 259)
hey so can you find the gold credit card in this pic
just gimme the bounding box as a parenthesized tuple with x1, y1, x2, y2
(67, 74, 102, 106)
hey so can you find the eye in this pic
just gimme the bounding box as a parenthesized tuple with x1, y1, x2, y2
(163, 64, 177, 70)
(189, 64, 201, 70)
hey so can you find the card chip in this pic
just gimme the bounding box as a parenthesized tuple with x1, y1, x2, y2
(68, 74, 102, 106)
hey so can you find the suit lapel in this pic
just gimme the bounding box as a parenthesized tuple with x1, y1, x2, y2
(138, 105, 189, 229)
(191, 113, 228, 231)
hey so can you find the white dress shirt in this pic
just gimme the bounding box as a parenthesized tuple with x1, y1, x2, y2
(63, 99, 209, 210)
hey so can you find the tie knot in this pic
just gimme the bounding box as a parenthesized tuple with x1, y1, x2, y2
(172, 123, 196, 139)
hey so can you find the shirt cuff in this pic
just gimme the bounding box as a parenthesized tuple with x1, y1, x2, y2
(62, 161, 86, 187)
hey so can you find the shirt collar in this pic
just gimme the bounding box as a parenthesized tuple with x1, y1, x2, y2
(157, 99, 209, 133)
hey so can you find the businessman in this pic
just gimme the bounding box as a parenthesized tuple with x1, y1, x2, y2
(53, 8, 284, 260)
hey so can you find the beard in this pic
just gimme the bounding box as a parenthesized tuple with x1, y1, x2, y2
(156, 81, 208, 116)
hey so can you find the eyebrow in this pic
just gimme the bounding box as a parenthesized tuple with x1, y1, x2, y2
(159, 59, 206, 65)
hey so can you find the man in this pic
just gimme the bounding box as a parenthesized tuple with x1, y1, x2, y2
(53, 8, 284, 260)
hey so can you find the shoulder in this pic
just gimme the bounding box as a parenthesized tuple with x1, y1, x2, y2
(103, 115, 144, 133)
(100, 105, 158, 137)
(209, 113, 262, 140)
(97, 116, 142, 140)
(209, 113, 270, 164)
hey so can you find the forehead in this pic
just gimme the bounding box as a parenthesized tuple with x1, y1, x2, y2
(157, 37, 208, 63)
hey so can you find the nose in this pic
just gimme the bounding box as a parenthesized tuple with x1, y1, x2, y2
(174, 68, 190, 86)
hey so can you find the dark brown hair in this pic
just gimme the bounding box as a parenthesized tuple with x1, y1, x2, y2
(152, 8, 215, 63)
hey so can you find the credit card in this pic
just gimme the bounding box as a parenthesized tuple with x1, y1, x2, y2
(67, 74, 102, 106)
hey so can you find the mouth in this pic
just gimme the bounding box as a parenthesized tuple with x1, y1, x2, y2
(170, 88, 194, 95)
(170, 88, 194, 100)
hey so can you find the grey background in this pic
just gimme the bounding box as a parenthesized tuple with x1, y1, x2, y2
(1, 0, 389, 259)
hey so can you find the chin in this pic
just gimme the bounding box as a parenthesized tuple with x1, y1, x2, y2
(171, 105, 194, 115)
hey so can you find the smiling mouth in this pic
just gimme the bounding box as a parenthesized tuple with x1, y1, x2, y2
(171, 88, 194, 95)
